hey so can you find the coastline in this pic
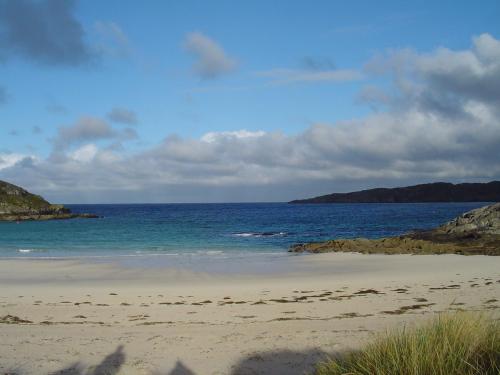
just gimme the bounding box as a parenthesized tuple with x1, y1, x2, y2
(1, 253, 499, 374)
(290, 202, 500, 256)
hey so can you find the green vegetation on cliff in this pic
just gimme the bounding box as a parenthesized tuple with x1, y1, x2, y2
(0, 180, 97, 221)
(0, 180, 64, 213)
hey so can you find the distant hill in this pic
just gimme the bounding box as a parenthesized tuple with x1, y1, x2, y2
(290, 181, 500, 204)
(0, 180, 97, 221)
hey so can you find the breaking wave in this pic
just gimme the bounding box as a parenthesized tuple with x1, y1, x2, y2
(233, 231, 287, 238)
(18, 249, 36, 253)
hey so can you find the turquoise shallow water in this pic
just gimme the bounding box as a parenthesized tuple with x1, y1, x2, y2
(0, 202, 488, 260)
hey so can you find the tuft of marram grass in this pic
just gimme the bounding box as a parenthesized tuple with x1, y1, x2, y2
(315, 312, 500, 375)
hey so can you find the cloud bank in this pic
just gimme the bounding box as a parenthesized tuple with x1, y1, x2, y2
(1, 34, 499, 202)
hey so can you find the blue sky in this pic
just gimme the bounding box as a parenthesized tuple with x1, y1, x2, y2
(0, 0, 499, 202)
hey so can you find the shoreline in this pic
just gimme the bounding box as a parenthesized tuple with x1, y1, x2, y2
(2, 250, 499, 280)
(1, 253, 499, 374)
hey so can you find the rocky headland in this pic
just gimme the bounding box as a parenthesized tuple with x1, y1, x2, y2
(290, 203, 500, 255)
(0, 180, 98, 221)
(290, 181, 500, 203)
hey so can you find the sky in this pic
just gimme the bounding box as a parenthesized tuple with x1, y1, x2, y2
(0, 0, 499, 203)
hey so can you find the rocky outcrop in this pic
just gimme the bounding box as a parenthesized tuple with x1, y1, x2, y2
(289, 203, 500, 255)
(0, 180, 98, 221)
(290, 181, 500, 203)
(435, 203, 500, 236)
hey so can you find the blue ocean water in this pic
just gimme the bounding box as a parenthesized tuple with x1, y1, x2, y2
(0, 202, 488, 258)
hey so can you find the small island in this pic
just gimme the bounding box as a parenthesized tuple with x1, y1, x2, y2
(290, 181, 500, 203)
(0, 180, 98, 221)
(290, 202, 500, 255)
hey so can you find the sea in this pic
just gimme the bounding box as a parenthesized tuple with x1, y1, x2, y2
(0, 202, 488, 265)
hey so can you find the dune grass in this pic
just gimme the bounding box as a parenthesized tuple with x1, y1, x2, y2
(316, 312, 500, 375)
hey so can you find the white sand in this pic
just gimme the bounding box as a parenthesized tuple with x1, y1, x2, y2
(0, 253, 499, 374)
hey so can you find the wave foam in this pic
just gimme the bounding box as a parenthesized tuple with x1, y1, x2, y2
(18, 249, 35, 253)
(233, 231, 287, 238)
(204, 250, 224, 255)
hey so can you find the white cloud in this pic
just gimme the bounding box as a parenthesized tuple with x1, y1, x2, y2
(0, 153, 29, 171)
(184, 32, 237, 79)
(473, 33, 500, 62)
(70, 144, 98, 163)
(201, 130, 266, 143)
(364, 33, 500, 113)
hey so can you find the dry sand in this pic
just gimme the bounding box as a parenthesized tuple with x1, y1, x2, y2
(0, 253, 499, 374)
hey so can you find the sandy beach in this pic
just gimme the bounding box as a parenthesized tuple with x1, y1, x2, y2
(0, 253, 498, 374)
(1, 0, 499, 372)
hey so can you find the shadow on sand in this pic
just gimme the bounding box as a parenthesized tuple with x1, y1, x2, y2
(151, 350, 330, 374)
(228, 349, 331, 375)
(6, 346, 333, 375)
(50, 345, 125, 375)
